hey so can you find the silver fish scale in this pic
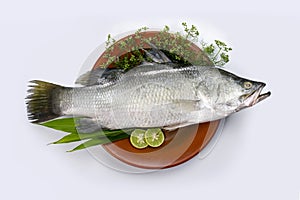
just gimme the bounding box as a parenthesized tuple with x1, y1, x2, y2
(61, 65, 224, 129)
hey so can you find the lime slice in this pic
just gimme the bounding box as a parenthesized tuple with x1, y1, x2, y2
(130, 129, 148, 149)
(145, 128, 165, 148)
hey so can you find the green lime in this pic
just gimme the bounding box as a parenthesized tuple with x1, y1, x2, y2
(145, 128, 165, 148)
(130, 129, 148, 149)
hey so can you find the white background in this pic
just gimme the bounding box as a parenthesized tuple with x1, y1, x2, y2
(0, 0, 299, 199)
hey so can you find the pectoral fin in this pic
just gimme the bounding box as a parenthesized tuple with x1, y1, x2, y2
(171, 99, 201, 112)
(163, 100, 202, 130)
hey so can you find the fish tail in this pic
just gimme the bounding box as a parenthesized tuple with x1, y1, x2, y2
(26, 80, 64, 123)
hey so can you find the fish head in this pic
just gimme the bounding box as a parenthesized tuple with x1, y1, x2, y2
(214, 69, 271, 114)
(235, 80, 271, 110)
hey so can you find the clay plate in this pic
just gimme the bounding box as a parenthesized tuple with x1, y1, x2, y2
(92, 31, 222, 169)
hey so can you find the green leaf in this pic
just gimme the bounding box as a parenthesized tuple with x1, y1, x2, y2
(40, 118, 78, 134)
(52, 133, 81, 144)
(52, 131, 108, 144)
(67, 133, 130, 152)
(220, 52, 229, 63)
(163, 25, 170, 32)
(204, 44, 215, 55)
(215, 40, 226, 48)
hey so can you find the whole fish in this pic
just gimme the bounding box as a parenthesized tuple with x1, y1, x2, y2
(26, 51, 270, 132)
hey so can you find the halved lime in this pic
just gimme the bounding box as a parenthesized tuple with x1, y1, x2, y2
(130, 129, 148, 149)
(145, 128, 165, 148)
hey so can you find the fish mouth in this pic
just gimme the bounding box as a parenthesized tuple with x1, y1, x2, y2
(245, 83, 271, 106)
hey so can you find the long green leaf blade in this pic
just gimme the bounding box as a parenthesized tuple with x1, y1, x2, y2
(68, 134, 130, 152)
(40, 118, 78, 134)
(52, 129, 132, 144)
(52, 133, 82, 144)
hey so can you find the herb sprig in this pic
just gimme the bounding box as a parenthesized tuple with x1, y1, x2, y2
(202, 39, 232, 66)
(101, 22, 231, 68)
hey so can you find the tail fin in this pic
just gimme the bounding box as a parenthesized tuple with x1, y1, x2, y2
(26, 80, 63, 123)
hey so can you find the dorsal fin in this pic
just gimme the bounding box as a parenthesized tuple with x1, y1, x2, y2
(142, 43, 171, 64)
(75, 68, 124, 86)
(75, 43, 173, 86)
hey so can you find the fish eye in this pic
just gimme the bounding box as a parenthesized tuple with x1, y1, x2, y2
(243, 81, 252, 89)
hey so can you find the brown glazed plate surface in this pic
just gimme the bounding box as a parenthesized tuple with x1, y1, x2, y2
(103, 121, 220, 169)
(93, 31, 222, 169)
